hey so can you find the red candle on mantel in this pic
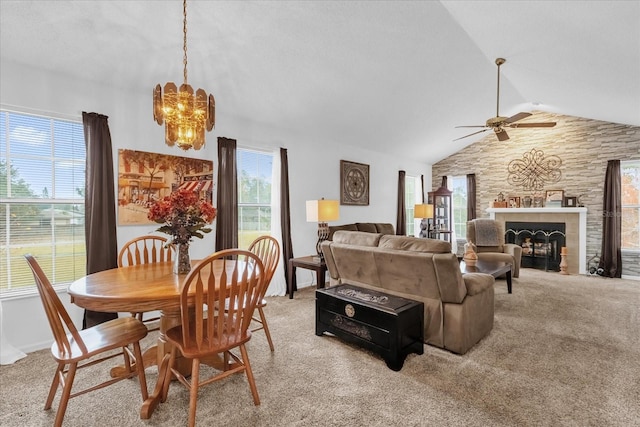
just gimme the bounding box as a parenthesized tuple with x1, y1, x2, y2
(561, 247, 568, 255)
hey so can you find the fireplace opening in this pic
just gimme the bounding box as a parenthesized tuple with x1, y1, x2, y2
(505, 221, 566, 271)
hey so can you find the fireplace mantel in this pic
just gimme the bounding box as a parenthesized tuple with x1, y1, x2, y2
(487, 207, 587, 274)
(487, 207, 587, 215)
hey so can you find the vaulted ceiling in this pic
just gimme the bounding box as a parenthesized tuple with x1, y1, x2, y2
(1, 1, 638, 164)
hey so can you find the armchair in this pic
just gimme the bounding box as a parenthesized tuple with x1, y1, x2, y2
(466, 219, 522, 278)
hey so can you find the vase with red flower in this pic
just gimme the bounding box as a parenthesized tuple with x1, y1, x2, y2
(147, 188, 217, 274)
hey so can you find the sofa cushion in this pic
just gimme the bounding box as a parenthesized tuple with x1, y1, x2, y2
(379, 235, 451, 254)
(356, 222, 378, 233)
(328, 223, 358, 240)
(375, 223, 395, 235)
(372, 250, 442, 299)
(328, 223, 394, 240)
(332, 230, 382, 247)
(330, 244, 381, 286)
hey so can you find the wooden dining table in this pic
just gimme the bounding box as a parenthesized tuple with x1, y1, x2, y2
(68, 259, 244, 419)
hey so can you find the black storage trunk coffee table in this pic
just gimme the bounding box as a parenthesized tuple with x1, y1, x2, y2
(316, 284, 424, 371)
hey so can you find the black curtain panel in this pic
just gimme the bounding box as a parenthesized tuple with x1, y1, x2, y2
(215, 137, 238, 251)
(279, 148, 295, 293)
(420, 174, 425, 203)
(82, 112, 118, 328)
(467, 173, 477, 220)
(396, 171, 406, 236)
(599, 160, 622, 277)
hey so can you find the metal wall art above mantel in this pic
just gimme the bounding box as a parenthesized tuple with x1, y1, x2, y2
(507, 148, 562, 191)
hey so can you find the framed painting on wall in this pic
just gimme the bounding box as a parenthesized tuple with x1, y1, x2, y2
(340, 160, 370, 205)
(117, 149, 214, 225)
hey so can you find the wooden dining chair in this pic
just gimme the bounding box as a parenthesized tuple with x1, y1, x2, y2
(247, 235, 281, 351)
(160, 249, 266, 427)
(24, 254, 149, 427)
(118, 235, 173, 330)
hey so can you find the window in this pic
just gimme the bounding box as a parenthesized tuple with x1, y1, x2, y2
(622, 160, 640, 250)
(404, 175, 423, 237)
(237, 148, 273, 248)
(450, 175, 468, 239)
(1, 110, 85, 296)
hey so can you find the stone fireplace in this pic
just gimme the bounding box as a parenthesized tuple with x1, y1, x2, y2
(488, 207, 587, 275)
(505, 221, 566, 271)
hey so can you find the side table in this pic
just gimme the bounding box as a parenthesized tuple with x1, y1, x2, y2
(288, 256, 327, 299)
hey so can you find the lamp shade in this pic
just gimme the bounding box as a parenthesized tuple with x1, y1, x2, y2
(414, 203, 434, 219)
(306, 199, 340, 222)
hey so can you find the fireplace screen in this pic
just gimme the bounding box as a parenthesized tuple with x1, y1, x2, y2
(506, 221, 566, 271)
(522, 240, 556, 257)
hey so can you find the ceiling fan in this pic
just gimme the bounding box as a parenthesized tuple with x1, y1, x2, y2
(454, 58, 556, 142)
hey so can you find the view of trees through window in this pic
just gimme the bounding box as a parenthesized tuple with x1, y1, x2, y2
(450, 176, 468, 239)
(622, 161, 640, 250)
(237, 149, 273, 248)
(1, 110, 85, 294)
(404, 175, 419, 236)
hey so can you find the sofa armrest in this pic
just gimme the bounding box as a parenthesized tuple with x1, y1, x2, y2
(462, 273, 494, 296)
(321, 241, 339, 281)
(503, 243, 522, 258)
(503, 243, 522, 277)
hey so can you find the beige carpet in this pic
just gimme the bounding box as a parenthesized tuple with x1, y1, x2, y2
(1, 269, 639, 426)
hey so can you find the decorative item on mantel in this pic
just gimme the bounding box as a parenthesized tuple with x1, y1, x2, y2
(147, 188, 217, 274)
(153, 0, 215, 151)
(462, 242, 478, 267)
(491, 192, 508, 208)
(533, 193, 544, 208)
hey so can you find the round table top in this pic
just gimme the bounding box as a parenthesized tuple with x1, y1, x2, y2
(68, 260, 243, 313)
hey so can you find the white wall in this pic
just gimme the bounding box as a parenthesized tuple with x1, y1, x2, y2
(0, 60, 430, 353)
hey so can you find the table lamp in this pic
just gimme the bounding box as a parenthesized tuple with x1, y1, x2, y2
(414, 203, 434, 238)
(306, 199, 340, 261)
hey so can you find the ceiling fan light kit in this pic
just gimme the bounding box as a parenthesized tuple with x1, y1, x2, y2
(454, 57, 556, 142)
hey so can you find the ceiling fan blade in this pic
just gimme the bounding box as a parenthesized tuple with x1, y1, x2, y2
(505, 112, 532, 123)
(509, 122, 557, 128)
(496, 129, 510, 141)
(453, 128, 489, 141)
(455, 125, 487, 128)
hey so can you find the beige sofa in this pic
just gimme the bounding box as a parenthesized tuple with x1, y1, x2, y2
(322, 231, 495, 355)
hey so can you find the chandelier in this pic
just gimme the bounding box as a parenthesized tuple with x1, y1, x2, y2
(153, 0, 215, 150)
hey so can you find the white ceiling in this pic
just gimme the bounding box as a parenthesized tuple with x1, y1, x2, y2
(1, 1, 639, 164)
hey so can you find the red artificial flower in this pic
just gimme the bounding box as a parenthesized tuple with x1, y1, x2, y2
(147, 188, 217, 245)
